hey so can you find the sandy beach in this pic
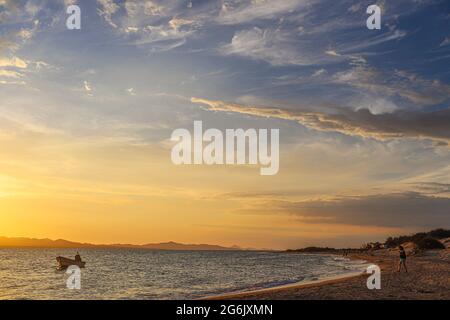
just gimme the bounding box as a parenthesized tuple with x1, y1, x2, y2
(207, 249, 450, 300)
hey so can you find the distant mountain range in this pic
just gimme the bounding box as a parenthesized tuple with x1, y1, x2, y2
(0, 236, 242, 251)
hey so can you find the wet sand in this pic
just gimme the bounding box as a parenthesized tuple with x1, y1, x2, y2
(207, 249, 450, 300)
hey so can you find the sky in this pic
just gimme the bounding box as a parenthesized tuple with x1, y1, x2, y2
(0, 0, 449, 250)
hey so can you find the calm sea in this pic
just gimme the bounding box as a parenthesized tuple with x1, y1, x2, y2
(0, 249, 367, 299)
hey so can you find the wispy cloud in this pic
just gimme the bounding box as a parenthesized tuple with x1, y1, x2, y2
(217, 0, 310, 25)
(0, 56, 28, 68)
(220, 26, 339, 66)
(411, 182, 450, 196)
(0, 8, 42, 83)
(97, 0, 120, 28)
(333, 65, 450, 107)
(0, 56, 28, 85)
(0, 69, 22, 78)
(83, 80, 93, 96)
(440, 37, 450, 47)
(220, 27, 307, 66)
(95, 0, 201, 50)
(0, 79, 26, 85)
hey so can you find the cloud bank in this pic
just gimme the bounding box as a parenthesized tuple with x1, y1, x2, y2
(192, 98, 450, 144)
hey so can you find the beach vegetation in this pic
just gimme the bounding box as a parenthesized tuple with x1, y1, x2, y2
(384, 229, 449, 249)
(416, 237, 445, 250)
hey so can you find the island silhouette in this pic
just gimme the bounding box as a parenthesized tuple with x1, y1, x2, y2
(0, 236, 243, 251)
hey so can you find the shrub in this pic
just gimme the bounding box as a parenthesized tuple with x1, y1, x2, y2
(427, 229, 450, 239)
(416, 237, 445, 250)
(384, 229, 450, 248)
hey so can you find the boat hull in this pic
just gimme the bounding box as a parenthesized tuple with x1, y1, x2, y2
(56, 256, 86, 269)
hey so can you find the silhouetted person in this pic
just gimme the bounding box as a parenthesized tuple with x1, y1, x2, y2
(398, 246, 408, 272)
(75, 251, 81, 262)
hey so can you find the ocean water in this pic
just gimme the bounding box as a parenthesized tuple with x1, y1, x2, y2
(0, 249, 368, 300)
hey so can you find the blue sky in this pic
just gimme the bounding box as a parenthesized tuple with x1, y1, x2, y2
(2, 0, 450, 130)
(0, 0, 449, 248)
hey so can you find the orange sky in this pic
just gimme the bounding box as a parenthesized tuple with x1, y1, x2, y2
(1, 0, 449, 250)
(0, 133, 420, 249)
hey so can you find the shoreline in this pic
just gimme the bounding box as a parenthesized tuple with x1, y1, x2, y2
(203, 270, 365, 300)
(203, 253, 369, 300)
(204, 250, 450, 300)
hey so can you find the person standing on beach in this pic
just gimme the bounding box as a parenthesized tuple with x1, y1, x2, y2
(398, 246, 408, 273)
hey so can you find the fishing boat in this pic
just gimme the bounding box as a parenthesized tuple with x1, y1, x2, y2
(56, 256, 86, 270)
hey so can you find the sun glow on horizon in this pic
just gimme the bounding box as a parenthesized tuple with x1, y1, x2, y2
(0, 0, 449, 250)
